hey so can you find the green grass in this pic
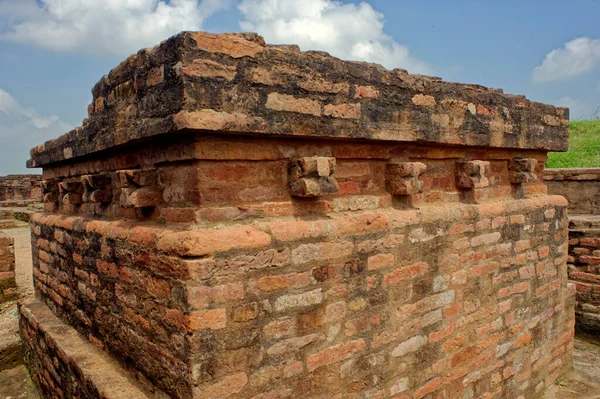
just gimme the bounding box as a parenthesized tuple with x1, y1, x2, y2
(546, 120, 600, 168)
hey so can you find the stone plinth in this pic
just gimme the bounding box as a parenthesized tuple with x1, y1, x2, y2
(21, 32, 574, 399)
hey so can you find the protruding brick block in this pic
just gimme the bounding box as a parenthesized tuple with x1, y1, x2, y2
(58, 181, 83, 205)
(82, 174, 112, 203)
(289, 156, 339, 197)
(509, 158, 538, 183)
(41, 179, 59, 203)
(385, 161, 427, 195)
(455, 160, 491, 189)
(117, 169, 161, 208)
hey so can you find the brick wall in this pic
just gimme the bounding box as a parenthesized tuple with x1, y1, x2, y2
(544, 168, 600, 214)
(0, 232, 16, 303)
(546, 168, 600, 334)
(0, 174, 42, 203)
(21, 32, 574, 399)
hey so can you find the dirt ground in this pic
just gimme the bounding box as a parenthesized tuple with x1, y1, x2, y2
(557, 332, 600, 398)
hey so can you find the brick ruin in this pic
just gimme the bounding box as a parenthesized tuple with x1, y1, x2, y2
(0, 231, 16, 304)
(546, 168, 600, 333)
(20, 32, 574, 398)
(0, 174, 42, 205)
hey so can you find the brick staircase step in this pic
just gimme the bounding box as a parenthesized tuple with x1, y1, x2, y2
(19, 299, 165, 399)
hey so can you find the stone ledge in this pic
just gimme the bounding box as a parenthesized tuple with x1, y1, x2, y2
(27, 32, 569, 168)
(19, 298, 163, 399)
(544, 168, 600, 181)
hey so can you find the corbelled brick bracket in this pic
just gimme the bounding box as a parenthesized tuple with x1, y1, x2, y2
(20, 31, 574, 399)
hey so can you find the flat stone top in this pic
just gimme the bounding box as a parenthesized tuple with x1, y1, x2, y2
(28, 32, 569, 168)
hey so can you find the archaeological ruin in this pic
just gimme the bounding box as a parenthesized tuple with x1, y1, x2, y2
(0, 174, 42, 207)
(0, 231, 16, 304)
(546, 168, 600, 333)
(19, 32, 575, 398)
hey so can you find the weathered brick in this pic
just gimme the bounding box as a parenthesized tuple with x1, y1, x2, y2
(188, 282, 244, 309)
(384, 262, 429, 285)
(187, 309, 227, 330)
(306, 339, 366, 371)
(274, 289, 323, 312)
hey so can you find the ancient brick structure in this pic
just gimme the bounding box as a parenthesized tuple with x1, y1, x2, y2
(20, 32, 574, 399)
(0, 174, 42, 204)
(0, 232, 16, 303)
(546, 168, 600, 333)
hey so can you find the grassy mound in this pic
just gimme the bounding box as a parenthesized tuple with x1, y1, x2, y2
(546, 120, 600, 168)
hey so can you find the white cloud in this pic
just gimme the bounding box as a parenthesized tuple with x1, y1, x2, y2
(238, 0, 433, 74)
(556, 96, 593, 120)
(0, 0, 229, 57)
(0, 88, 71, 174)
(533, 37, 600, 83)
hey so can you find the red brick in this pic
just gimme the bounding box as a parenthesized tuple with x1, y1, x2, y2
(367, 253, 395, 271)
(266, 93, 321, 116)
(514, 333, 532, 348)
(156, 226, 271, 257)
(324, 103, 361, 119)
(499, 282, 529, 298)
(188, 282, 244, 309)
(187, 309, 227, 330)
(306, 339, 366, 371)
(429, 322, 455, 343)
(250, 272, 312, 294)
(414, 377, 442, 399)
(194, 372, 248, 399)
(471, 232, 501, 247)
(384, 262, 429, 285)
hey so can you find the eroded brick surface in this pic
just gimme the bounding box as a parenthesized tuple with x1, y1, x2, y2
(21, 31, 574, 399)
(27, 33, 570, 169)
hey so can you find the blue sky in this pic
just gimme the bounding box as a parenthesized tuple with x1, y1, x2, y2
(1, 0, 599, 174)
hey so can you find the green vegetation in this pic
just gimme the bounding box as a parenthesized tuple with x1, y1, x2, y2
(546, 120, 600, 168)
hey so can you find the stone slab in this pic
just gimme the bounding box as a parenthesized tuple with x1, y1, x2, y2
(28, 32, 568, 168)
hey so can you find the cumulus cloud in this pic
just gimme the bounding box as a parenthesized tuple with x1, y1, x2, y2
(533, 37, 600, 83)
(0, 88, 71, 174)
(0, 0, 229, 57)
(238, 0, 433, 74)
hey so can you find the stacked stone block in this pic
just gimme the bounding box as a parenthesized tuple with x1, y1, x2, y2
(20, 32, 574, 399)
(0, 232, 16, 303)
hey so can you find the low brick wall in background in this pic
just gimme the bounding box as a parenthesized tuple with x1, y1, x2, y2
(21, 31, 575, 399)
(545, 168, 600, 215)
(0, 174, 42, 203)
(546, 169, 600, 334)
(0, 232, 16, 303)
(565, 217, 600, 332)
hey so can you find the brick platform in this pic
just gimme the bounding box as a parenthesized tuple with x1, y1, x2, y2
(21, 32, 574, 399)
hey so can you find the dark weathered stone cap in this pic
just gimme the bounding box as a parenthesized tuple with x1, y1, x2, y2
(28, 31, 569, 168)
